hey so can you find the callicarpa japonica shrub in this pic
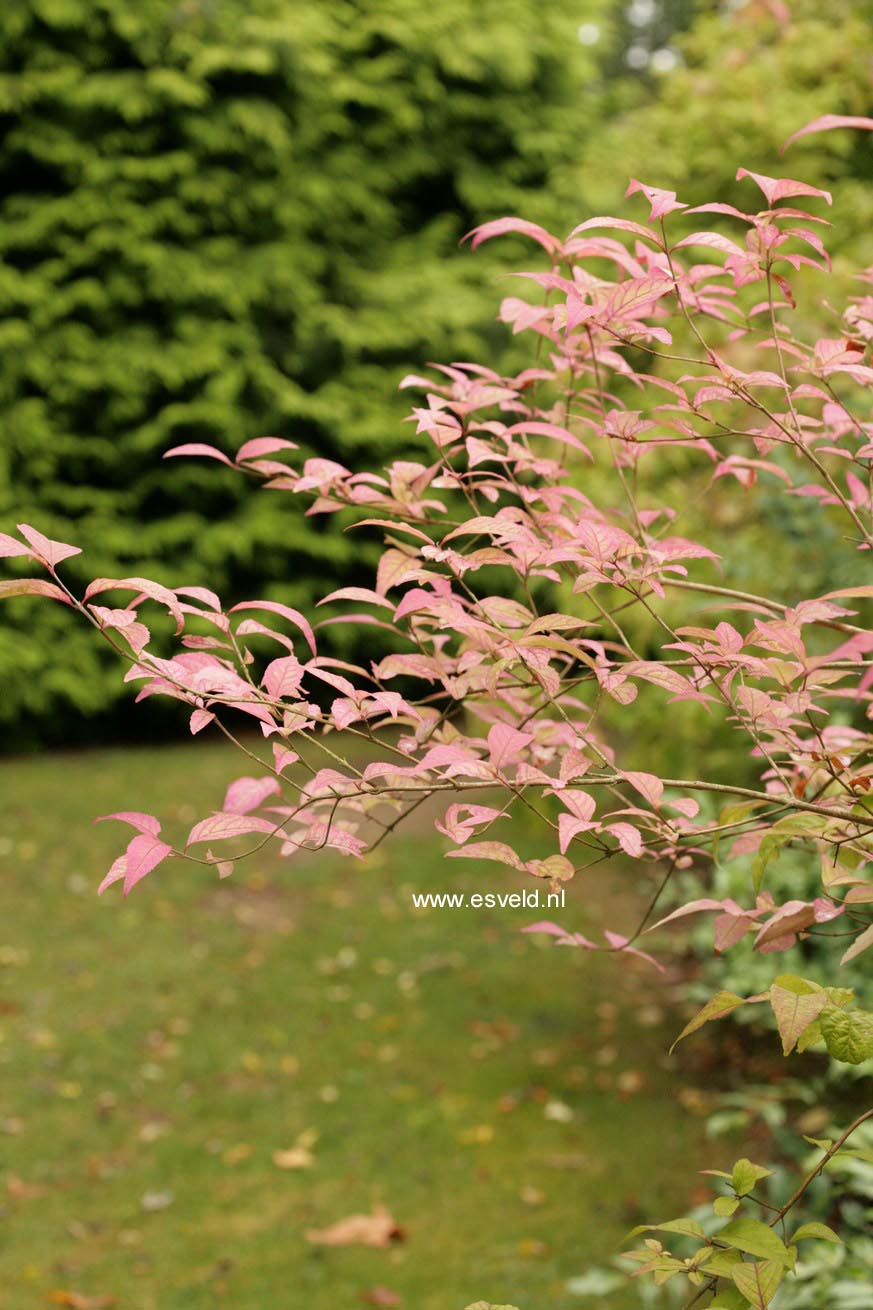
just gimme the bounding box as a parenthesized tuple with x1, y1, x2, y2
(4, 114, 873, 1309)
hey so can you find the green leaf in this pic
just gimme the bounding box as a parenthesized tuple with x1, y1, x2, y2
(797, 1020, 823, 1053)
(714, 1195, 740, 1217)
(751, 815, 826, 892)
(823, 986, 854, 1008)
(716, 1219, 792, 1266)
(732, 1259, 785, 1308)
(769, 984, 827, 1056)
(790, 1221, 843, 1245)
(702, 1248, 744, 1278)
(841, 922, 873, 965)
(627, 1217, 706, 1241)
(820, 1006, 873, 1064)
(709, 1291, 749, 1310)
(670, 991, 755, 1053)
(731, 1158, 775, 1197)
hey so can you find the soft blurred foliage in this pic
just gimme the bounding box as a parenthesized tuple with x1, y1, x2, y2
(1, 0, 618, 744)
(583, 0, 873, 264)
(577, 0, 873, 779)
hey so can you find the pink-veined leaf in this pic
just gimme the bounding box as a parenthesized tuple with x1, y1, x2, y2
(187, 813, 277, 845)
(445, 841, 525, 871)
(487, 722, 534, 772)
(95, 811, 162, 836)
(121, 834, 173, 895)
(521, 921, 597, 949)
(84, 577, 184, 633)
(782, 114, 873, 152)
(735, 169, 832, 207)
(0, 533, 30, 558)
(16, 524, 81, 567)
(163, 443, 235, 466)
(222, 776, 282, 816)
(623, 771, 664, 807)
(230, 600, 316, 656)
(464, 217, 561, 255)
(236, 437, 298, 461)
(625, 179, 687, 222)
(606, 822, 645, 858)
(262, 655, 304, 699)
(0, 578, 72, 604)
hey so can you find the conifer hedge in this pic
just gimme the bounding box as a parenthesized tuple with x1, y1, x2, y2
(0, 0, 609, 742)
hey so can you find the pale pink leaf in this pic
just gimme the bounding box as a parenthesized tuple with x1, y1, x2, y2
(0, 578, 72, 605)
(445, 841, 525, 871)
(236, 437, 298, 462)
(16, 524, 81, 567)
(187, 813, 276, 845)
(95, 811, 162, 836)
(123, 834, 172, 895)
(230, 600, 316, 656)
(782, 114, 873, 152)
(487, 723, 533, 772)
(189, 709, 215, 734)
(0, 533, 30, 558)
(222, 776, 281, 816)
(163, 443, 235, 466)
(464, 217, 561, 255)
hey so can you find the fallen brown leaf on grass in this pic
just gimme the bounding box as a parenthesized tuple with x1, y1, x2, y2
(306, 1203, 404, 1247)
(273, 1128, 317, 1170)
(49, 1293, 116, 1309)
(272, 1145, 313, 1170)
(360, 1287, 402, 1307)
(7, 1172, 44, 1199)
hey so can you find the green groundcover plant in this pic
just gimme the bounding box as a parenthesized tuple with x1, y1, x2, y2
(3, 113, 873, 1307)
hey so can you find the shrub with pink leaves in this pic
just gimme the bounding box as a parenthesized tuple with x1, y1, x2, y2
(5, 115, 873, 1308)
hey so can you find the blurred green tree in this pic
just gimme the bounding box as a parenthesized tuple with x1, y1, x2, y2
(582, 0, 873, 265)
(0, 0, 616, 743)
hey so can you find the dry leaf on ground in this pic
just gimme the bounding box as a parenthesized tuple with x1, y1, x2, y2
(306, 1203, 404, 1247)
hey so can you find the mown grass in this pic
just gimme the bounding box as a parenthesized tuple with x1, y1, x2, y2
(0, 738, 721, 1310)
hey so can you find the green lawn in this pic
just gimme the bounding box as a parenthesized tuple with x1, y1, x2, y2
(0, 739, 722, 1310)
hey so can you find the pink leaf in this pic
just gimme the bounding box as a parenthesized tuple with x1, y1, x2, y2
(122, 834, 172, 895)
(782, 114, 873, 152)
(84, 577, 184, 634)
(0, 578, 72, 605)
(189, 709, 215, 734)
(97, 853, 128, 896)
(163, 443, 235, 466)
(262, 655, 304, 699)
(187, 813, 276, 845)
(318, 587, 393, 610)
(445, 841, 525, 871)
(625, 179, 687, 222)
(0, 533, 30, 558)
(607, 822, 644, 858)
(735, 169, 832, 207)
(464, 218, 561, 255)
(487, 723, 533, 772)
(16, 524, 81, 567)
(223, 776, 281, 816)
(236, 437, 298, 462)
(521, 921, 597, 949)
(604, 930, 664, 972)
(95, 811, 162, 836)
(623, 771, 664, 807)
(230, 600, 316, 656)
(557, 806, 596, 854)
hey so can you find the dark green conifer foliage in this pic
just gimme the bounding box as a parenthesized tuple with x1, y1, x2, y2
(0, 0, 610, 741)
